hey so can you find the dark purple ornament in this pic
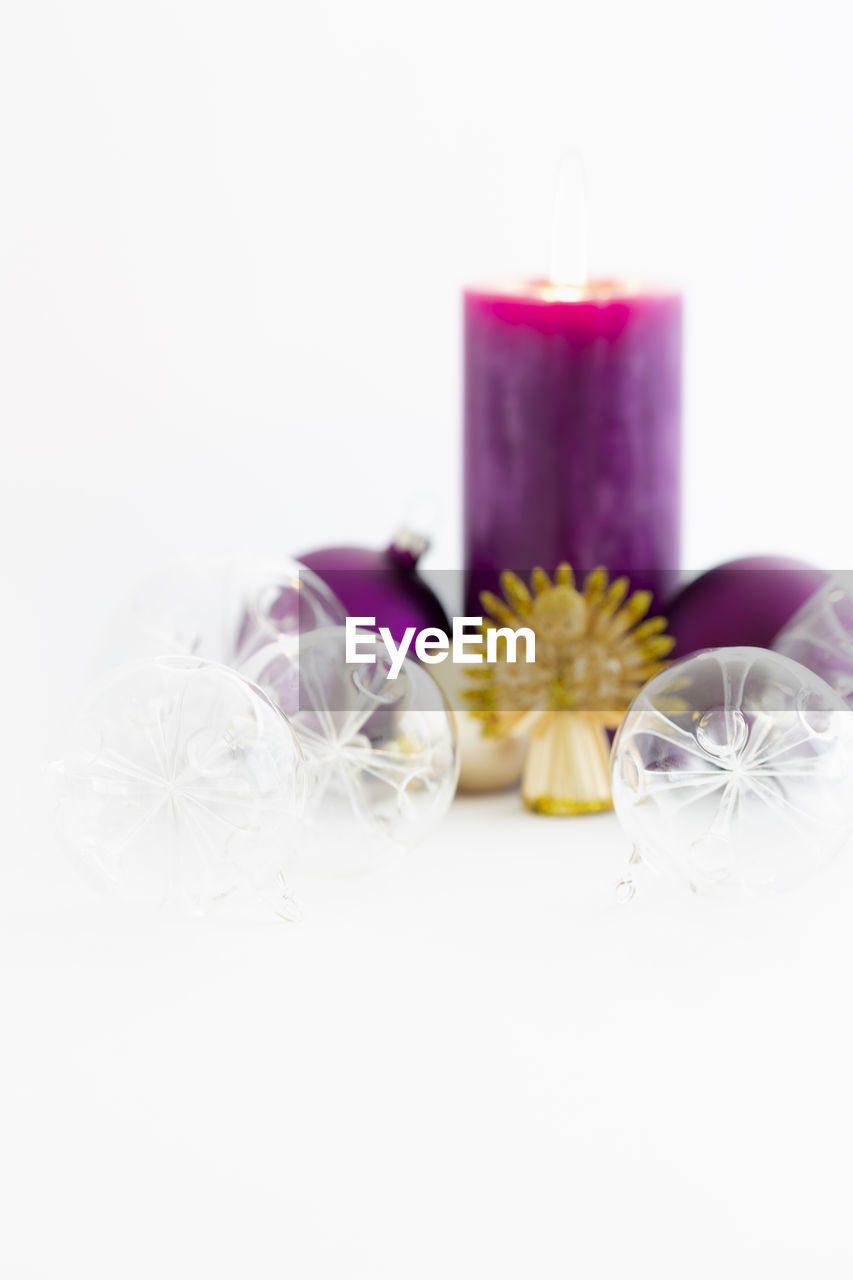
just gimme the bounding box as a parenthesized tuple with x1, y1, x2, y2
(298, 530, 450, 647)
(666, 556, 827, 659)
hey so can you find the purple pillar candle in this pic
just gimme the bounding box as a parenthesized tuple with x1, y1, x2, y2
(463, 281, 682, 613)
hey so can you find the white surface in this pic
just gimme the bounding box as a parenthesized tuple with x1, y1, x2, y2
(4, 0, 853, 1273)
(5, 794, 853, 1277)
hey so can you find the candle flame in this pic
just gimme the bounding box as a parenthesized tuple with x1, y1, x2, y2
(539, 283, 586, 302)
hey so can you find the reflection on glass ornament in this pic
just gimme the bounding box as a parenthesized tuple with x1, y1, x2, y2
(95, 556, 346, 675)
(611, 647, 853, 895)
(773, 576, 853, 704)
(464, 565, 675, 814)
(55, 656, 305, 913)
(434, 662, 528, 794)
(243, 626, 459, 873)
(453, 710, 529, 793)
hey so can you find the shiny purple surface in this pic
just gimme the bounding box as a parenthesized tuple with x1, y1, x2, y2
(463, 283, 682, 611)
(298, 543, 450, 647)
(665, 556, 826, 658)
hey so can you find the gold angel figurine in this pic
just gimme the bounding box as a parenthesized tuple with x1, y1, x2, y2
(464, 565, 676, 814)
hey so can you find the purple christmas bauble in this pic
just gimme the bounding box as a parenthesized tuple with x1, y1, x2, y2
(299, 531, 450, 647)
(666, 556, 826, 659)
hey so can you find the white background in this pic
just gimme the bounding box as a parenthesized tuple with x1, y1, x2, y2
(3, 0, 853, 1275)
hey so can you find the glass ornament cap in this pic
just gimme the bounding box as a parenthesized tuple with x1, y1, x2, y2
(610, 647, 853, 895)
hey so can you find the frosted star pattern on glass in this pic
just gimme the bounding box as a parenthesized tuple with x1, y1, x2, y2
(611, 647, 853, 895)
(244, 626, 459, 872)
(94, 555, 346, 676)
(56, 656, 305, 912)
(774, 574, 853, 704)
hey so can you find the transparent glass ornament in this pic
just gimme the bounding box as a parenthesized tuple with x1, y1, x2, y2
(774, 575, 853, 703)
(242, 626, 460, 873)
(610, 647, 853, 895)
(54, 656, 306, 913)
(94, 556, 346, 675)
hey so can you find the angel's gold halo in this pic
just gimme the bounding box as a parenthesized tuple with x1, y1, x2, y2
(463, 564, 676, 814)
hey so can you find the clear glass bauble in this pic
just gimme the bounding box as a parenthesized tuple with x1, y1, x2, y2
(611, 647, 853, 895)
(774, 575, 853, 704)
(55, 656, 305, 913)
(242, 626, 460, 873)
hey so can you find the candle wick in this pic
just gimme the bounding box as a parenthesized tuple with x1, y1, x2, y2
(549, 150, 589, 290)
